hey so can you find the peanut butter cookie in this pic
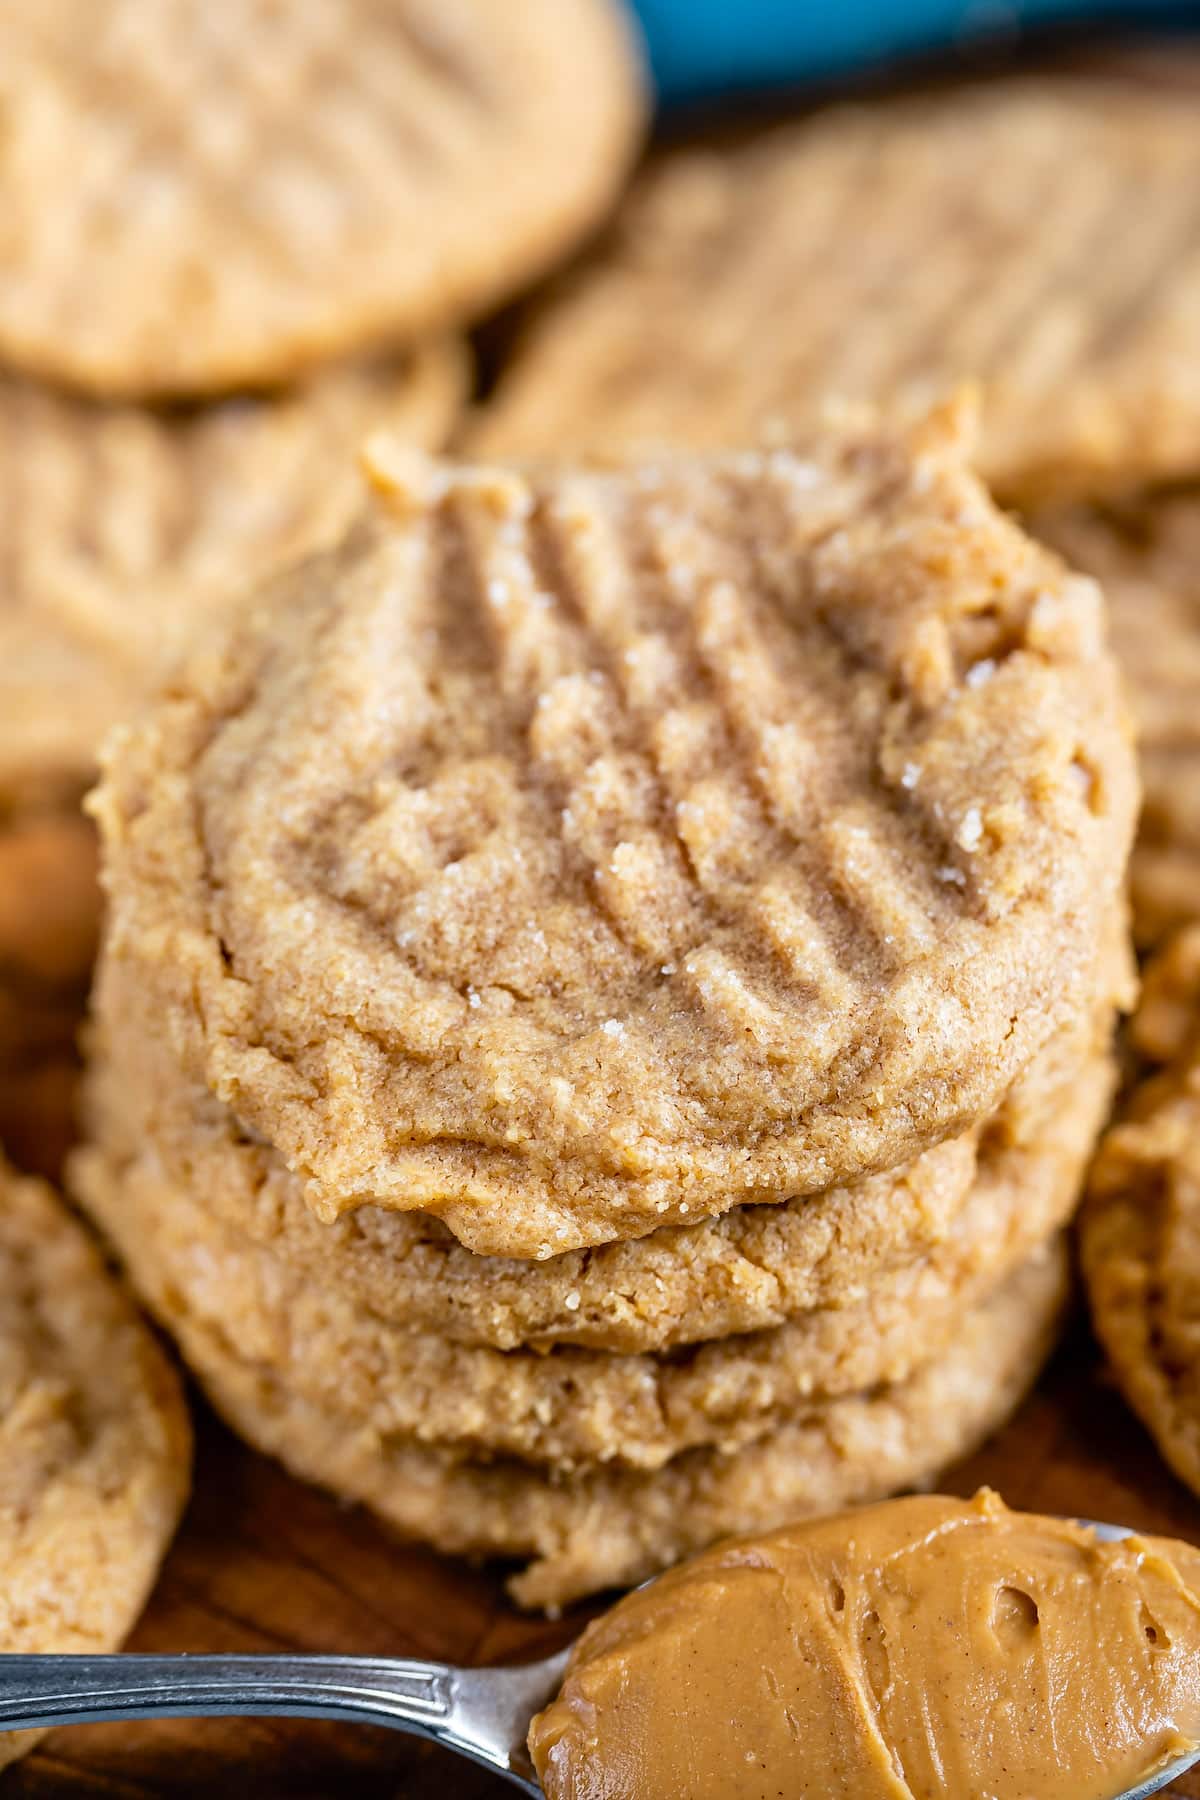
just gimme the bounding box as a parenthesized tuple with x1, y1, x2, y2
(91, 413, 1136, 1255)
(0, 1157, 190, 1769)
(0, 0, 643, 397)
(1083, 926, 1200, 1497)
(0, 343, 466, 807)
(111, 1241, 1067, 1610)
(473, 73, 1200, 505)
(74, 1031, 1108, 1471)
(83, 929, 1126, 1353)
(1038, 490, 1200, 946)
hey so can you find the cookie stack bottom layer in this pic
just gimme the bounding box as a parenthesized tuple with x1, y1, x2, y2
(74, 963, 1115, 1605)
(58, 1184, 1074, 1611)
(76, 999, 1114, 1471)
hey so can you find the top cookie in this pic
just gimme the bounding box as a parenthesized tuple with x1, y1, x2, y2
(0, 1156, 190, 1769)
(0, 340, 465, 808)
(0, 0, 644, 398)
(473, 72, 1200, 505)
(92, 407, 1136, 1257)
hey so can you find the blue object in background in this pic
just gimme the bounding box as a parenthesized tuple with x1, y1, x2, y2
(629, 0, 1200, 101)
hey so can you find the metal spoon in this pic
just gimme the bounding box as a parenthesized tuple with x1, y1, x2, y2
(0, 1520, 1195, 1798)
(0, 1646, 564, 1793)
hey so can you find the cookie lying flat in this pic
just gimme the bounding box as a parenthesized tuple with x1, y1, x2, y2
(0, 342, 466, 809)
(118, 1240, 1067, 1610)
(74, 1025, 1109, 1471)
(91, 411, 1136, 1256)
(0, 0, 643, 398)
(1082, 926, 1200, 1497)
(84, 929, 1125, 1353)
(0, 1157, 190, 1769)
(473, 72, 1200, 505)
(1038, 490, 1200, 947)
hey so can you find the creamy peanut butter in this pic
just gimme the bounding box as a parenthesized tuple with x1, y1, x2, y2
(529, 1490, 1200, 1800)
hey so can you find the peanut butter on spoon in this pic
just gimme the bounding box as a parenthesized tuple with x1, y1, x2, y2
(529, 1489, 1200, 1800)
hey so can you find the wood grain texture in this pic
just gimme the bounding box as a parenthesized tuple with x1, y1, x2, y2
(0, 1313, 1196, 1797)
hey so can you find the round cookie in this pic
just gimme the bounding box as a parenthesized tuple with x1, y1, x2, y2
(74, 1027, 1108, 1471)
(1037, 490, 1200, 947)
(91, 412, 1137, 1256)
(1082, 925, 1200, 1496)
(83, 932, 1125, 1354)
(116, 1242, 1068, 1610)
(89, 1045, 977, 1351)
(0, 342, 467, 807)
(472, 72, 1200, 505)
(0, 1156, 191, 1769)
(0, 0, 644, 398)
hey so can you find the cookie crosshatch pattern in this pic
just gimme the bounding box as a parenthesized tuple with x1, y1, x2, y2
(89, 420, 1136, 1257)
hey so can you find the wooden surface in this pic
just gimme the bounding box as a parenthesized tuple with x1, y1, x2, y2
(4, 1309, 1200, 1798)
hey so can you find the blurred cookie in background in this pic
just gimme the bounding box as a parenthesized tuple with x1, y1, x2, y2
(0, 0, 645, 398)
(1082, 925, 1200, 1500)
(0, 342, 467, 809)
(473, 69, 1200, 507)
(1038, 489, 1200, 948)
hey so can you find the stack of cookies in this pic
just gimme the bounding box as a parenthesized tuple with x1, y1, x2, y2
(74, 404, 1138, 1608)
(0, 0, 643, 1161)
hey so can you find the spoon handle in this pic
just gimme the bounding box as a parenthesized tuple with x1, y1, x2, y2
(0, 1652, 550, 1792)
(0, 1652, 455, 1733)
